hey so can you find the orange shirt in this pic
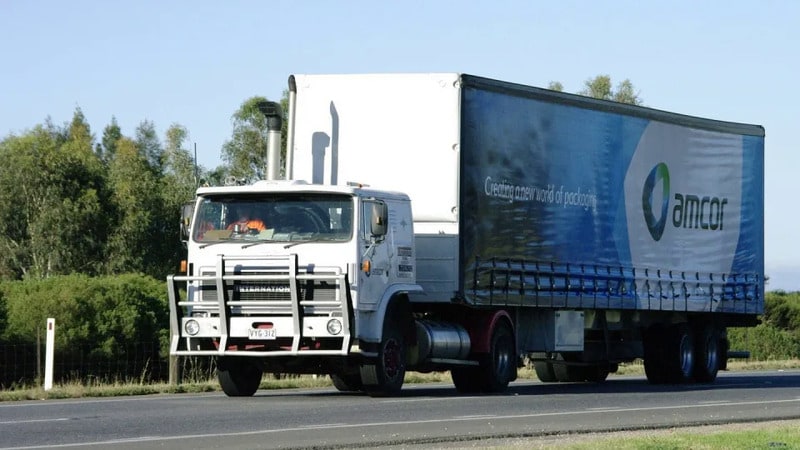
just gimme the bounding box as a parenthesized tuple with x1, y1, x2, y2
(227, 218, 266, 232)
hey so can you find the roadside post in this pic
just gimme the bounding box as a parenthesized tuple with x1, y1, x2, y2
(44, 318, 55, 391)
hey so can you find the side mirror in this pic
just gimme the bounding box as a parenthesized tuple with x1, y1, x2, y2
(180, 201, 195, 242)
(370, 201, 388, 237)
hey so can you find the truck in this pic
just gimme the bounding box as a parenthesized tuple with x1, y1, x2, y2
(168, 73, 765, 397)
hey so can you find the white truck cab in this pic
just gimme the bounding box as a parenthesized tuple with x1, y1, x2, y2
(169, 180, 419, 395)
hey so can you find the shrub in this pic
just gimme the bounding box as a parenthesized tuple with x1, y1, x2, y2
(0, 273, 169, 384)
(764, 291, 800, 336)
(728, 324, 800, 360)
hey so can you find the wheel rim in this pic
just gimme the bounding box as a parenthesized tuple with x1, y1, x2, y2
(383, 338, 402, 379)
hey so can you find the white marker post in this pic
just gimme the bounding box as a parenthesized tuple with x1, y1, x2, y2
(44, 318, 55, 391)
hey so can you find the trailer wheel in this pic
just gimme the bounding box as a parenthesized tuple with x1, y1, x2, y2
(644, 325, 668, 384)
(479, 321, 516, 392)
(693, 325, 720, 383)
(331, 373, 363, 392)
(361, 319, 406, 397)
(664, 323, 695, 383)
(534, 361, 557, 382)
(217, 357, 263, 397)
(718, 330, 729, 371)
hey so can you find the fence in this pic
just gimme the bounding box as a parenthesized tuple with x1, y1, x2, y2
(0, 342, 175, 388)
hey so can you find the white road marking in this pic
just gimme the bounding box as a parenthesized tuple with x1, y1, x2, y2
(297, 423, 347, 429)
(0, 418, 69, 425)
(455, 414, 497, 419)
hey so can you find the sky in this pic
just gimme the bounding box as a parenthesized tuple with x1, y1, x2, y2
(1, 1, 797, 291)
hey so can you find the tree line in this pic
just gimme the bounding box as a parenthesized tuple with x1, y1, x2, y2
(0, 112, 194, 280)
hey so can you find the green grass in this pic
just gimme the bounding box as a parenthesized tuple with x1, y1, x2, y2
(0, 374, 335, 401)
(550, 421, 800, 449)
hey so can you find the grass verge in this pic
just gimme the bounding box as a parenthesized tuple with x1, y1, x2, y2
(497, 419, 800, 449)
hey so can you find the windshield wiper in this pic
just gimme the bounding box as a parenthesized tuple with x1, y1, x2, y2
(283, 238, 333, 249)
(241, 241, 273, 249)
(198, 241, 230, 249)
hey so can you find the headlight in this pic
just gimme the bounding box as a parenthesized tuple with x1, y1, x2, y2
(184, 319, 201, 336)
(326, 318, 343, 335)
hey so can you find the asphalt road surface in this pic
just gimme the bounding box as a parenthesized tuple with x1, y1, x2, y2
(1, 370, 799, 449)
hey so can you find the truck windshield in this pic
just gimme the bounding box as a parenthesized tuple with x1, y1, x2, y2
(193, 193, 353, 244)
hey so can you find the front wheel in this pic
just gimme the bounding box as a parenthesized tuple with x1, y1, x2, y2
(361, 320, 406, 397)
(217, 357, 263, 397)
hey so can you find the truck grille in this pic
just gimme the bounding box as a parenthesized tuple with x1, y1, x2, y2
(197, 271, 340, 316)
(200, 279, 338, 302)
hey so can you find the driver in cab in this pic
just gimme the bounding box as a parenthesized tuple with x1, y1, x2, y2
(226, 205, 266, 233)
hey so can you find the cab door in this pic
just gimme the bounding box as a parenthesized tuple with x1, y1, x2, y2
(357, 199, 392, 308)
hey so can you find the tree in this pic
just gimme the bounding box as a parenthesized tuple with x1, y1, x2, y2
(97, 116, 122, 162)
(163, 123, 197, 196)
(0, 109, 107, 279)
(580, 75, 614, 100)
(54, 109, 109, 275)
(0, 128, 58, 279)
(578, 75, 643, 105)
(612, 79, 641, 105)
(106, 137, 161, 275)
(547, 81, 564, 92)
(201, 165, 230, 187)
(135, 120, 163, 173)
(159, 123, 200, 274)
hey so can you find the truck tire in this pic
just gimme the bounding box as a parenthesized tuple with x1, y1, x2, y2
(479, 321, 516, 392)
(331, 373, 363, 392)
(664, 323, 695, 383)
(583, 363, 610, 382)
(533, 361, 557, 382)
(553, 354, 590, 383)
(693, 325, 720, 383)
(552, 354, 610, 383)
(361, 319, 406, 397)
(644, 325, 668, 384)
(217, 357, 263, 397)
(719, 330, 730, 371)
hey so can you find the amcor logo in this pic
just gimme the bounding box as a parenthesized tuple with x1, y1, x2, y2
(641, 162, 729, 242)
(641, 163, 670, 241)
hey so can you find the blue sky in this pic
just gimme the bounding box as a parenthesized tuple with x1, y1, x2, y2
(1, 1, 797, 290)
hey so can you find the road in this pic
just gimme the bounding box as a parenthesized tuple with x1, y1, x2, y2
(1, 370, 799, 449)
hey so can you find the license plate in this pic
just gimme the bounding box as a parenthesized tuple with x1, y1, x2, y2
(248, 328, 277, 340)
